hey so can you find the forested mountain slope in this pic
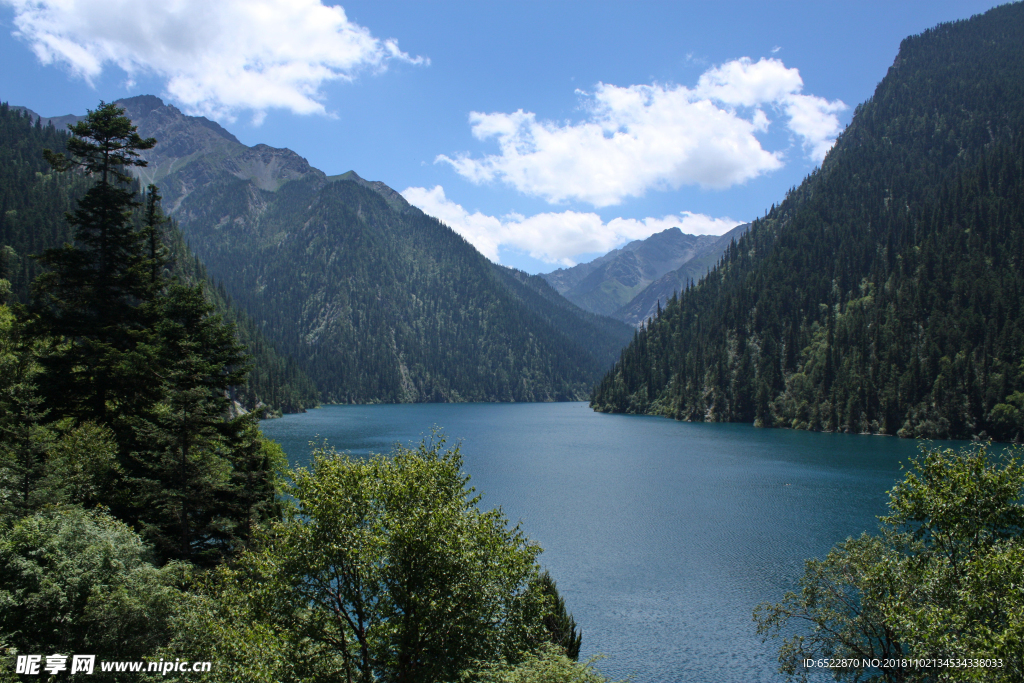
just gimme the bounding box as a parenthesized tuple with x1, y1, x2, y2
(491, 265, 634, 370)
(0, 103, 318, 413)
(591, 2, 1024, 442)
(172, 172, 623, 402)
(540, 224, 749, 326)
(103, 96, 631, 403)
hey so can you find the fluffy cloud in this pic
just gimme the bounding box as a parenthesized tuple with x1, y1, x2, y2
(3, 0, 425, 121)
(438, 58, 845, 207)
(401, 185, 741, 266)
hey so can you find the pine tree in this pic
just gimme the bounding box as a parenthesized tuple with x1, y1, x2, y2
(130, 283, 251, 563)
(32, 102, 159, 424)
(538, 569, 583, 660)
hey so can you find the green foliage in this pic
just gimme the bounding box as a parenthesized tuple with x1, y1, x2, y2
(42, 421, 122, 508)
(754, 444, 1024, 682)
(0, 507, 185, 681)
(0, 296, 51, 517)
(169, 435, 566, 683)
(538, 570, 582, 661)
(466, 644, 623, 683)
(130, 282, 250, 563)
(591, 4, 1024, 441)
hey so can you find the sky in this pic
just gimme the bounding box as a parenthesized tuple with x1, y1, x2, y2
(0, 0, 1008, 273)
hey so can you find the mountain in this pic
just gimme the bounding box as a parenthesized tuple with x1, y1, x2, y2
(610, 224, 750, 326)
(490, 265, 634, 370)
(77, 96, 632, 403)
(591, 2, 1024, 442)
(0, 103, 319, 413)
(16, 96, 322, 211)
(540, 224, 749, 326)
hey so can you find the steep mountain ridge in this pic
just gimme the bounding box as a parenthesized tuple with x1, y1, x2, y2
(17, 97, 324, 211)
(591, 2, 1024, 441)
(26, 96, 631, 403)
(610, 223, 750, 326)
(117, 96, 323, 210)
(541, 223, 749, 326)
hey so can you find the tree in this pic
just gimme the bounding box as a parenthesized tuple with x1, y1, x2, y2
(538, 570, 582, 661)
(25, 103, 281, 563)
(468, 644, 624, 683)
(32, 101, 159, 424)
(0, 507, 185, 681)
(174, 435, 556, 683)
(0, 286, 52, 518)
(754, 444, 1024, 682)
(131, 283, 255, 564)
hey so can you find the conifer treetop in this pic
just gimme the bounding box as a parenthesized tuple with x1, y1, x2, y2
(43, 101, 156, 185)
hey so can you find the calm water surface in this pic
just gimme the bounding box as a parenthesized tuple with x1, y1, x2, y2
(260, 402, 953, 682)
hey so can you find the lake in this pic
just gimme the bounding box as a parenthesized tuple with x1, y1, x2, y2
(259, 401, 955, 682)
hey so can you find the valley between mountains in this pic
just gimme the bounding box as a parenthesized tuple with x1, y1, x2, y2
(6, 96, 746, 411)
(4, 2, 1024, 443)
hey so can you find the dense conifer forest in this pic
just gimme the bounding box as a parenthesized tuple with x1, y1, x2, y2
(0, 103, 596, 683)
(170, 168, 633, 404)
(592, 3, 1024, 442)
(0, 103, 319, 414)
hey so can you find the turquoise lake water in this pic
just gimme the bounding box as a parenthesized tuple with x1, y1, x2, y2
(259, 401, 960, 682)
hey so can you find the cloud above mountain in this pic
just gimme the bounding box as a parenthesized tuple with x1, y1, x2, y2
(3, 0, 425, 122)
(437, 58, 845, 207)
(402, 185, 741, 266)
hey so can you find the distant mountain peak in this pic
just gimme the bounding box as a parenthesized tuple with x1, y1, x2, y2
(540, 224, 748, 323)
(14, 95, 412, 218)
(122, 95, 241, 145)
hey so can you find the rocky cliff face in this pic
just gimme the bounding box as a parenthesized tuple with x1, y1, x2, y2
(17, 96, 326, 212)
(114, 96, 324, 210)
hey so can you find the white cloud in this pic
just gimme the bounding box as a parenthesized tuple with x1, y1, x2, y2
(3, 0, 426, 121)
(437, 58, 845, 207)
(401, 185, 741, 266)
(783, 93, 847, 161)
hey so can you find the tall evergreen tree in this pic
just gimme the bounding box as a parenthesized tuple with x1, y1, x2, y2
(32, 102, 158, 424)
(23, 102, 283, 563)
(132, 283, 252, 564)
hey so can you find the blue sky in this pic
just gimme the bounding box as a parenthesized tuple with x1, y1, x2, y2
(0, 0, 1006, 273)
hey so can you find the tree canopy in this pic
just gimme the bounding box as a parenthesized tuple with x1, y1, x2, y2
(164, 435, 591, 683)
(755, 444, 1024, 682)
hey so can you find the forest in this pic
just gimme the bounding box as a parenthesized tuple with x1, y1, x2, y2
(591, 3, 1024, 442)
(0, 103, 602, 682)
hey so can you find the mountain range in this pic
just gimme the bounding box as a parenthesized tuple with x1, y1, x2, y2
(13, 96, 634, 405)
(540, 224, 749, 326)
